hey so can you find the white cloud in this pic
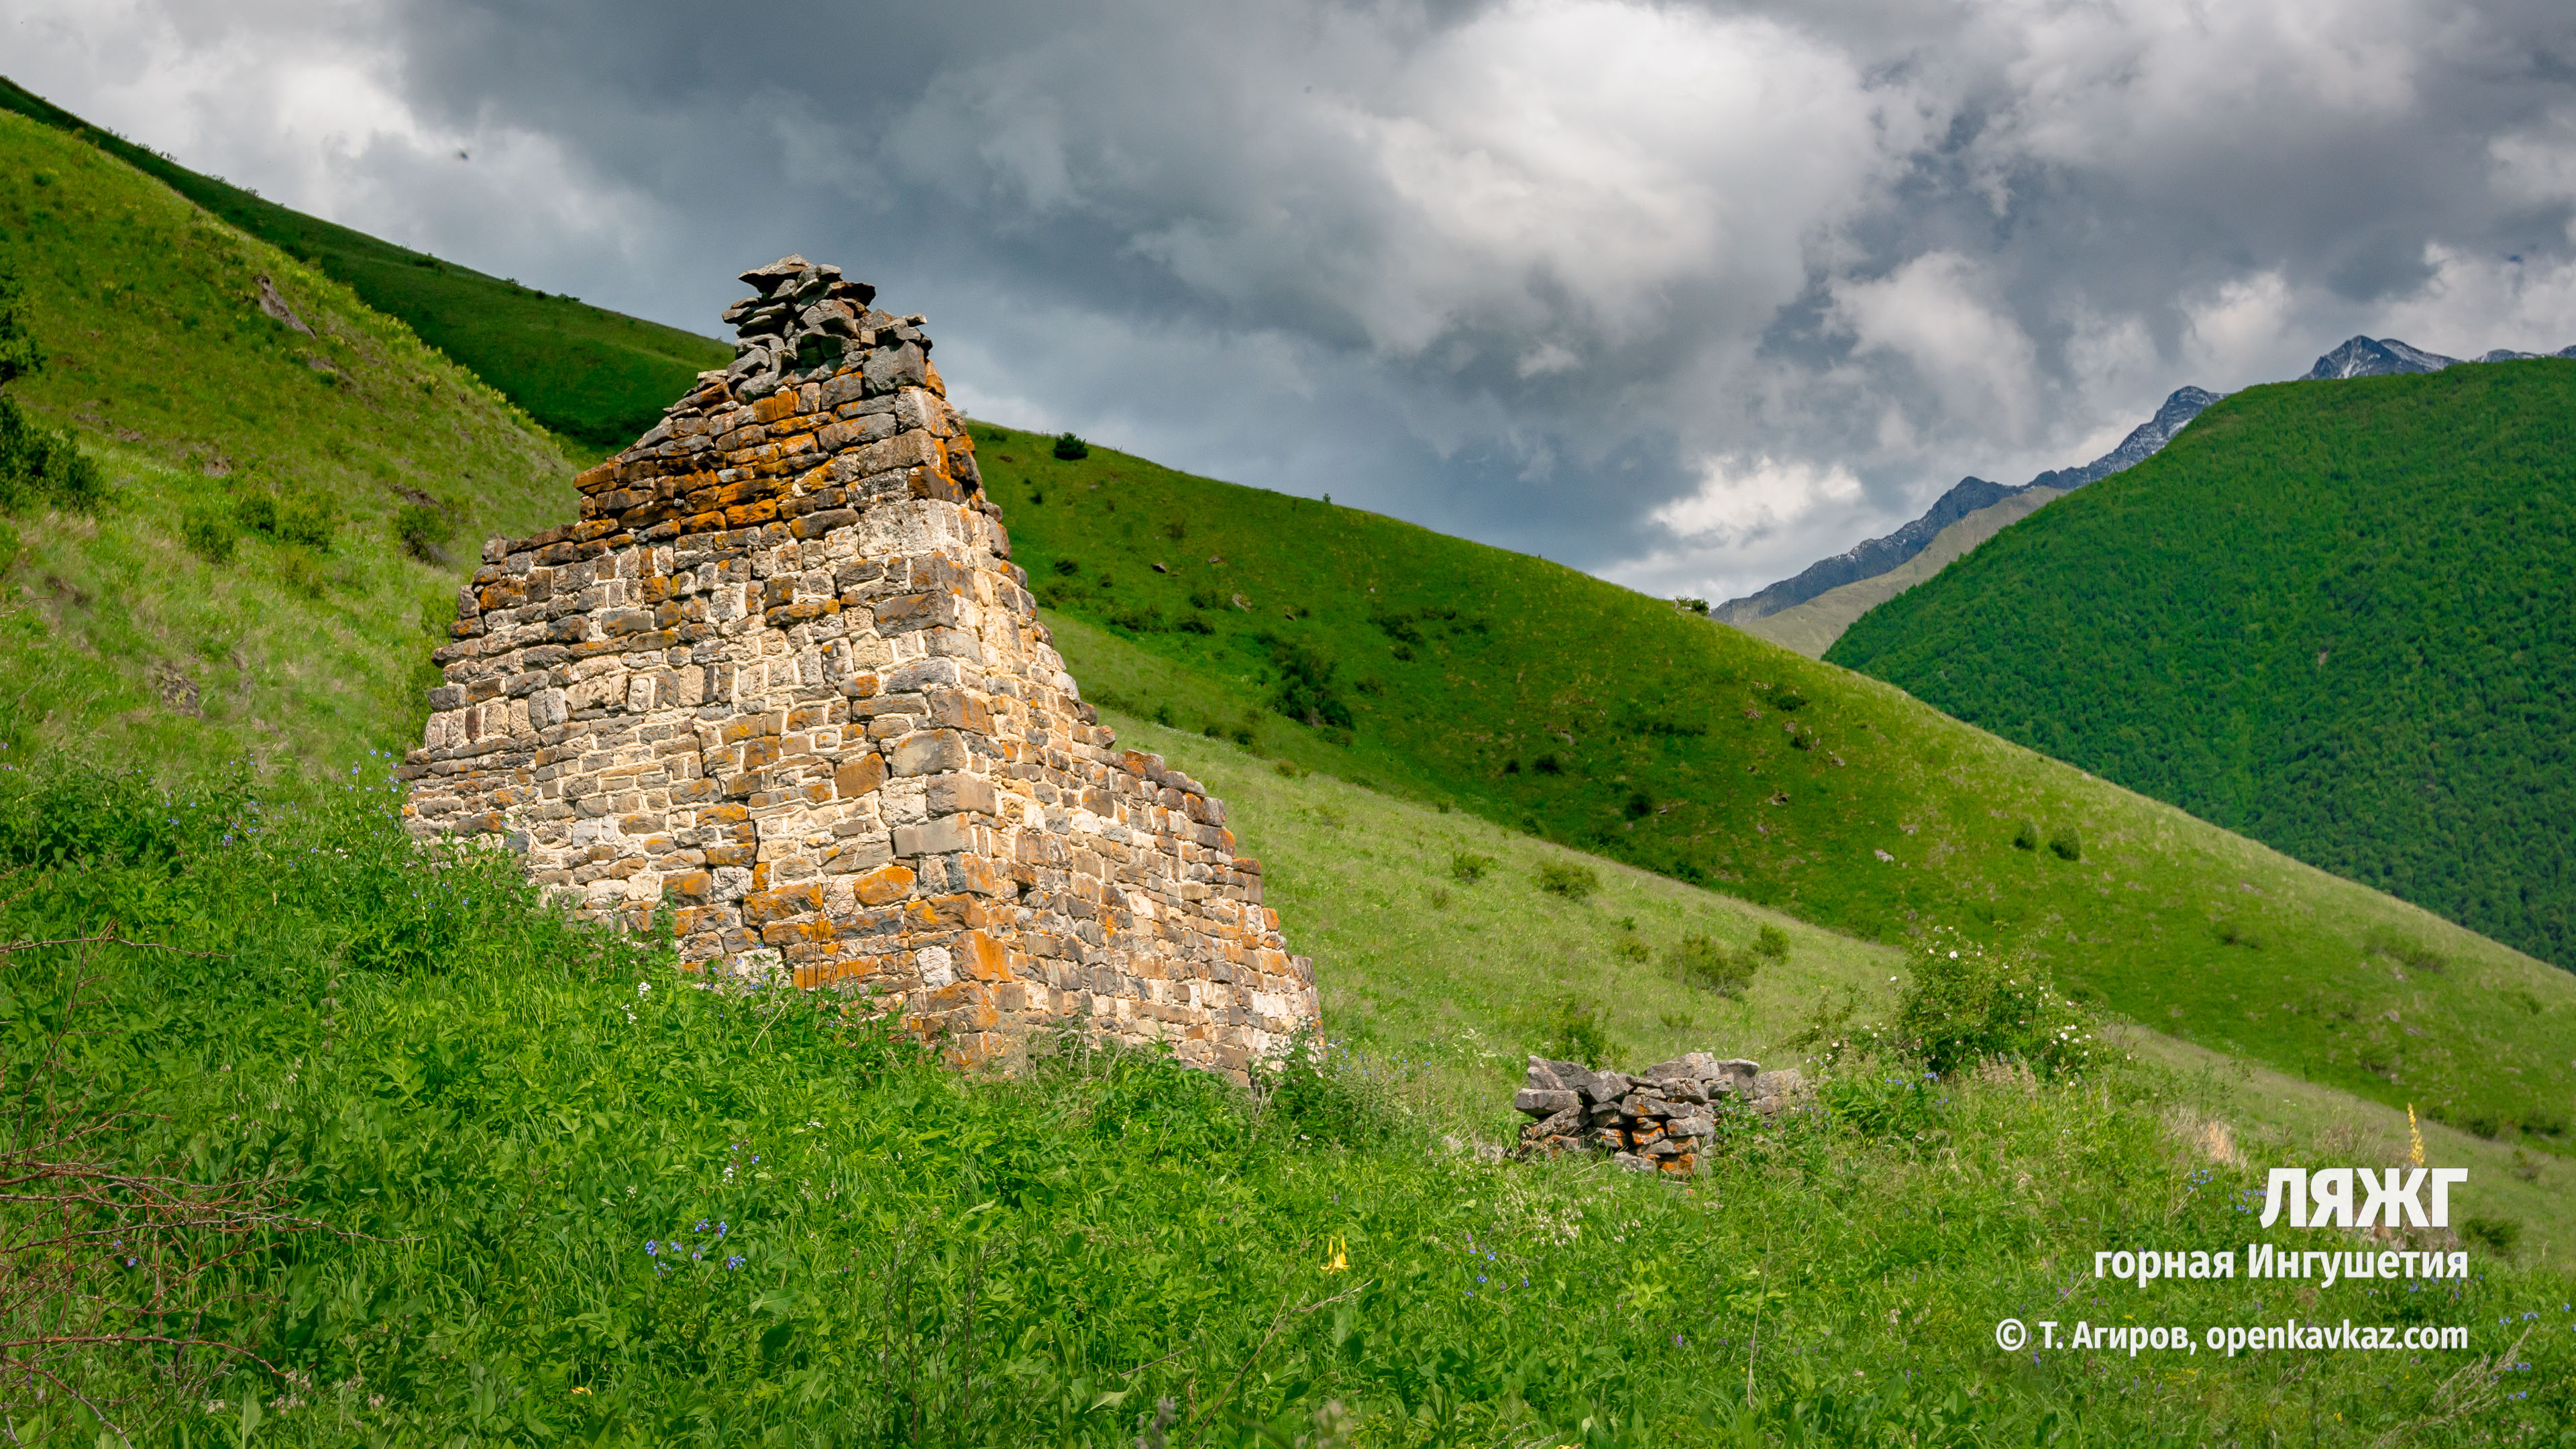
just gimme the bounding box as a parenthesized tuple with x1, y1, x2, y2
(1831, 252, 2040, 437)
(1652, 454, 1866, 543)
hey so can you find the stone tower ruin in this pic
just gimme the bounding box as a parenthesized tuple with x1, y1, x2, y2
(400, 256, 1317, 1075)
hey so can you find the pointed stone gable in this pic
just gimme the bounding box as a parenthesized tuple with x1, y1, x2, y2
(401, 257, 1317, 1077)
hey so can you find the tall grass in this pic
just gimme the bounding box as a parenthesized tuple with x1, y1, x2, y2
(1, 757, 2565, 1444)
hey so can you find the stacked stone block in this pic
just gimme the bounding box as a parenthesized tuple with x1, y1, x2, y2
(400, 256, 1317, 1076)
(1513, 1053, 1807, 1174)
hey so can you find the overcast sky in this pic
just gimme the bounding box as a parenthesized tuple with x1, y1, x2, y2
(11, 0, 2576, 600)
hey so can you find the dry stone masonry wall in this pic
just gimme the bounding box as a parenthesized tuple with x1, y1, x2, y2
(401, 256, 1318, 1076)
(1513, 1053, 1807, 1175)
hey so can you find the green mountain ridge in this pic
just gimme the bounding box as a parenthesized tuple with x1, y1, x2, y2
(0, 74, 731, 451)
(1829, 362, 2576, 977)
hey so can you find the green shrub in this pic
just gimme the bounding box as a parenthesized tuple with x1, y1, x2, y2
(2363, 928, 2447, 973)
(278, 498, 336, 550)
(1894, 933, 2099, 1079)
(2460, 1216, 2521, 1258)
(0, 397, 103, 514)
(1754, 924, 1790, 961)
(2047, 824, 2082, 861)
(1533, 753, 1564, 775)
(1623, 789, 1654, 818)
(1052, 431, 1089, 460)
(180, 505, 235, 563)
(393, 501, 447, 562)
(1267, 638, 1352, 729)
(1669, 934, 1754, 996)
(2011, 820, 2039, 851)
(1536, 862, 1599, 900)
(1449, 851, 1495, 884)
(1535, 994, 1611, 1066)
(0, 266, 103, 515)
(235, 493, 279, 536)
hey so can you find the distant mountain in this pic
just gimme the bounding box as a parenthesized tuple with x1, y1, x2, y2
(1727, 334, 2576, 628)
(2305, 336, 2459, 379)
(1716, 384, 2220, 623)
(1711, 475, 2022, 623)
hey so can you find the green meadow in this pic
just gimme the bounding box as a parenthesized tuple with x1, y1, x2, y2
(0, 80, 2567, 1444)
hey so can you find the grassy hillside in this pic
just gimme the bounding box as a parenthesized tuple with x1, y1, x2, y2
(1732, 488, 2061, 658)
(973, 425, 2576, 1148)
(5, 752, 2567, 1446)
(0, 109, 578, 771)
(0, 76, 730, 450)
(4, 101, 2568, 1151)
(1099, 706, 2576, 1260)
(1829, 363, 2576, 977)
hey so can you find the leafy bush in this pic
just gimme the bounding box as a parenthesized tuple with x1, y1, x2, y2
(180, 504, 236, 563)
(0, 262, 103, 515)
(1754, 924, 1790, 961)
(1669, 935, 1754, 996)
(2047, 824, 2082, 861)
(1252, 1031, 1400, 1148)
(277, 498, 335, 551)
(2012, 820, 2039, 851)
(1449, 851, 1495, 884)
(2363, 928, 2447, 973)
(393, 501, 447, 562)
(2460, 1216, 2521, 1257)
(235, 492, 278, 536)
(1267, 638, 1352, 729)
(1892, 933, 2099, 1079)
(1536, 862, 1599, 900)
(1533, 753, 1564, 775)
(1534, 994, 1611, 1066)
(1052, 431, 1089, 460)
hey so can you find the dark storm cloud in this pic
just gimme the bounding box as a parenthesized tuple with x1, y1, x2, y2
(11, 0, 2576, 598)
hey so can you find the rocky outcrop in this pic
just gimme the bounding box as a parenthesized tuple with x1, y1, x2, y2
(1512, 1053, 1807, 1175)
(401, 256, 1318, 1078)
(2304, 336, 2458, 380)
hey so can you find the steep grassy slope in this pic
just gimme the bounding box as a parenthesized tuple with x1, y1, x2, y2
(0, 76, 731, 449)
(1099, 705, 2576, 1260)
(7, 755, 2568, 1446)
(978, 427, 2576, 1146)
(0, 110, 578, 770)
(1732, 488, 2061, 658)
(1830, 363, 2576, 977)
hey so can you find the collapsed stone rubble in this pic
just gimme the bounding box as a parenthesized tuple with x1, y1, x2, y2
(1513, 1053, 1807, 1175)
(401, 255, 1317, 1078)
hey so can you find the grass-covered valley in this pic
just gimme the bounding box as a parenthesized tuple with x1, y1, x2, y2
(0, 80, 2569, 1446)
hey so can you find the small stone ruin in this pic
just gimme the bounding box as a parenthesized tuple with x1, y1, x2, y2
(1513, 1053, 1807, 1175)
(402, 256, 1316, 1077)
